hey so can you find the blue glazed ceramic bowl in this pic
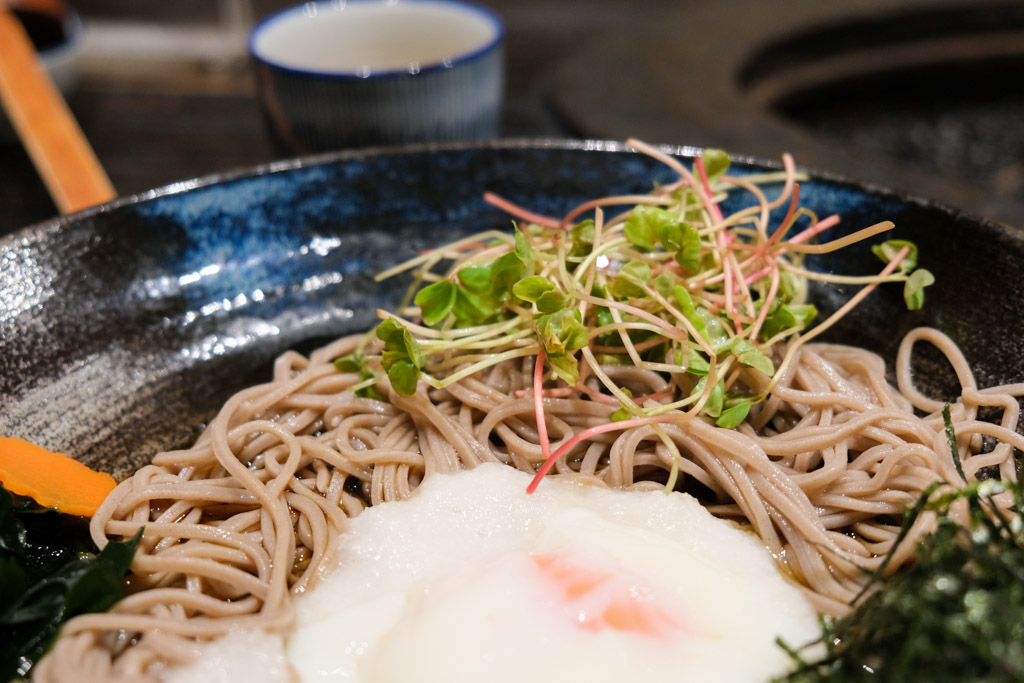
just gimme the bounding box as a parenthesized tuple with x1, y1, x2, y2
(249, 0, 505, 153)
(1, 140, 1022, 477)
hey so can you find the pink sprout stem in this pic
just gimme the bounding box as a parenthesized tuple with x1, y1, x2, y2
(748, 262, 780, 341)
(527, 414, 676, 493)
(788, 214, 841, 245)
(484, 192, 562, 228)
(533, 347, 553, 465)
(768, 183, 801, 248)
(559, 194, 669, 230)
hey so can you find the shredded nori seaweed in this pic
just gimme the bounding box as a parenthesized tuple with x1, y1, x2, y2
(777, 474, 1024, 682)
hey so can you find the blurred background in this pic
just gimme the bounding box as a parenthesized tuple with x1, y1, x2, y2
(2, 0, 1022, 235)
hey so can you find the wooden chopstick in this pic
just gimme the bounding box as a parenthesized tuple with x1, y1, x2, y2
(0, 7, 116, 214)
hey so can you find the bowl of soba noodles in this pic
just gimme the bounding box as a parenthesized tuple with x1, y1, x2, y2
(1, 139, 1022, 682)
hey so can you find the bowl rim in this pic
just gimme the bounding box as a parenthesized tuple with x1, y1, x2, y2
(247, 0, 505, 80)
(4, 137, 1020, 248)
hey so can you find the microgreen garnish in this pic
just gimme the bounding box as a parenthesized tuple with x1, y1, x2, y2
(362, 142, 930, 492)
(872, 239, 934, 310)
(332, 353, 385, 400)
(375, 318, 423, 396)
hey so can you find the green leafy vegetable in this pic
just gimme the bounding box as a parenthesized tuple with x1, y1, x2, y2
(0, 485, 139, 680)
(672, 286, 709, 341)
(872, 239, 934, 309)
(490, 229, 534, 296)
(672, 221, 703, 271)
(760, 303, 817, 342)
(512, 275, 554, 302)
(535, 290, 567, 314)
(697, 308, 731, 350)
(904, 268, 934, 311)
(375, 318, 423, 395)
(690, 376, 724, 417)
(686, 347, 710, 375)
(716, 399, 752, 428)
(332, 353, 385, 400)
(568, 220, 595, 261)
(871, 239, 918, 273)
(610, 389, 635, 422)
(609, 261, 651, 299)
(700, 148, 730, 181)
(414, 280, 457, 327)
(732, 339, 775, 377)
(623, 205, 663, 251)
(456, 264, 492, 293)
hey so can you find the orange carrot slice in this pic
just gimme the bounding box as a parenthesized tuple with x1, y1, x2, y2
(0, 436, 116, 517)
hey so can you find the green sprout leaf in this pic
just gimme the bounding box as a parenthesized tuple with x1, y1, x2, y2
(491, 229, 535, 296)
(691, 376, 725, 417)
(452, 285, 494, 327)
(537, 309, 588, 356)
(673, 222, 702, 272)
(760, 303, 817, 341)
(732, 339, 775, 377)
(376, 318, 423, 395)
(672, 286, 709, 341)
(872, 239, 919, 274)
(415, 280, 457, 327)
(457, 264, 493, 294)
(904, 268, 934, 310)
(547, 352, 579, 385)
(623, 205, 670, 251)
(716, 399, 752, 428)
(386, 359, 420, 396)
(609, 261, 651, 299)
(610, 388, 634, 421)
(701, 148, 730, 181)
(697, 308, 732, 350)
(332, 352, 363, 373)
(536, 290, 568, 314)
(512, 275, 554, 302)
(569, 219, 595, 260)
(653, 273, 675, 299)
(777, 270, 801, 304)
(686, 347, 710, 375)
(332, 353, 384, 399)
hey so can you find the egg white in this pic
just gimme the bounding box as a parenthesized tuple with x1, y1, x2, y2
(165, 464, 820, 682)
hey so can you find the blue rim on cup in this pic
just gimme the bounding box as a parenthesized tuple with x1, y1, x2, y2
(249, 0, 506, 153)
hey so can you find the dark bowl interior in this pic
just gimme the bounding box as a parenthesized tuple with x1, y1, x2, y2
(1, 140, 1021, 479)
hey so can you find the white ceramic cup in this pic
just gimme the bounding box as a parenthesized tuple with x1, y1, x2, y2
(249, 0, 505, 153)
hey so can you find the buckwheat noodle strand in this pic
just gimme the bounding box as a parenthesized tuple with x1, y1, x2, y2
(35, 326, 1023, 681)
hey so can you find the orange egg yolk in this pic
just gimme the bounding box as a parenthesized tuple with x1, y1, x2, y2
(532, 553, 681, 637)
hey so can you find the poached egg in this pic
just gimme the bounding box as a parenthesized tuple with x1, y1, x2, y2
(168, 463, 820, 682)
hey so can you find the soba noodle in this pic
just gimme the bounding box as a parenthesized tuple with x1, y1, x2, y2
(33, 146, 1024, 681)
(34, 327, 1024, 682)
